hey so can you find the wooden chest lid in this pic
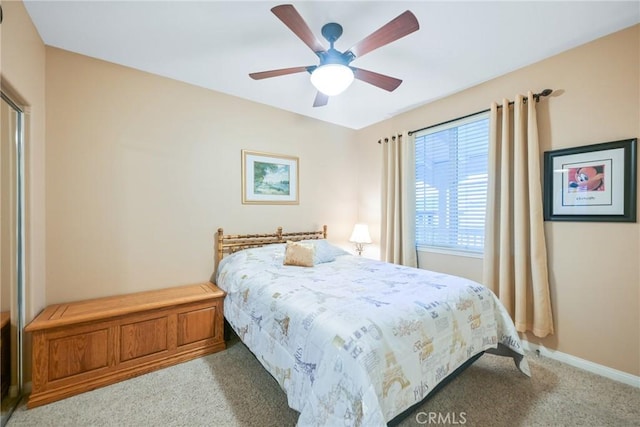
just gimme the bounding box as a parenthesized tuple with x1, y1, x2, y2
(25, 282, 225, 332)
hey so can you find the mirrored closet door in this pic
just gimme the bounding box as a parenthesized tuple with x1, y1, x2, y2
(1, 91, 25, 426)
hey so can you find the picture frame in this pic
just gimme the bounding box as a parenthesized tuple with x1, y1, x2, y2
(543, 138, 637, 222)
(242, 150, 299, 205)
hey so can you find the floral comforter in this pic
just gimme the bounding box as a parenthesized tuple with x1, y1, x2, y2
(216, 244, 530, 426)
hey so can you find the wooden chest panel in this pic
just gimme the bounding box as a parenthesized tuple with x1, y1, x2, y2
(178, 306, 216, 346)
(25, 282, 226, 408)
(120, 316, 168, 362)
(48, 328, 109, 381)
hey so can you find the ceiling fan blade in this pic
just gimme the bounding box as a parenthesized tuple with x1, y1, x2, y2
(249, 66, 310, 80)
(347, 10, 419, 59)
(313, 92, 329, 107)
(271, 4, 326, 54)
(352, 68, 402, 92)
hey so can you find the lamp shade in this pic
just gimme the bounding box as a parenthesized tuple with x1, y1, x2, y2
(310, 64, 355, 96)
(349, 224, 372, 244)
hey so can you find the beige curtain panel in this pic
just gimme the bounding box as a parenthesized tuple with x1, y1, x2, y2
(483, 92, 554, 338)
(381, 131, 417, 267)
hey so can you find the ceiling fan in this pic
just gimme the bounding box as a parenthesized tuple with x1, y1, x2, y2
(249, 4, 420, 107)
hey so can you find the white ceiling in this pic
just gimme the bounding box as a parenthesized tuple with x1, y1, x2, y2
(23, 1, 639, 130)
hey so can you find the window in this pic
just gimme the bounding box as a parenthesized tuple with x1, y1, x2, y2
(415, 112, 489, 254)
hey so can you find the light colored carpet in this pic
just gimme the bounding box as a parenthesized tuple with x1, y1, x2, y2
(7, 338, 640, 427)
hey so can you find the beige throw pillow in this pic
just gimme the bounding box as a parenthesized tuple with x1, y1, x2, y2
(283, 241, 315, 267)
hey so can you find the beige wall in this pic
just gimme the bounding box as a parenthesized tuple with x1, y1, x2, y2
(1, 0, 47, 386)
(356, 25, 640, 376)
(5, 0, 639, 381)
(44, 47, 358, 304)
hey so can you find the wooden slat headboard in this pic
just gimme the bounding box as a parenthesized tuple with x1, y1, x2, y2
(216, 225, 327, 264)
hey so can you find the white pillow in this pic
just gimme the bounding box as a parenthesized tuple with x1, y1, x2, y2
(302, 240, 350, 264)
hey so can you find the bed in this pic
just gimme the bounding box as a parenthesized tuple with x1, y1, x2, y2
(213, 226, 530, 426)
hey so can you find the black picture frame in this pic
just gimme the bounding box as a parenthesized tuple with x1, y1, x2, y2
(543, 138, 637, 222)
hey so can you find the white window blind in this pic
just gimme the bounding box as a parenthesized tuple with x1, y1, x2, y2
(415, 112, 489, 254)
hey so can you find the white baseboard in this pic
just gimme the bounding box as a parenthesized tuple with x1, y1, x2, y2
(522, 340, 640, 388)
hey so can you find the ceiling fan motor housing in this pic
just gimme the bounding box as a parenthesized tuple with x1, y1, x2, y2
(316, 48, 355, 68)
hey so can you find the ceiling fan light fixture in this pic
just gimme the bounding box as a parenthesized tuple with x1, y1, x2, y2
(310, 64, 355, 96)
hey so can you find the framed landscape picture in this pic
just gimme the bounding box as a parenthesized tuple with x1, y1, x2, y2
(242, 150, 299, 204)
(543, 138, 637, 222)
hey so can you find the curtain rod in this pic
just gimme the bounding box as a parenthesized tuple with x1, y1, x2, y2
(405, 88, 553, 137)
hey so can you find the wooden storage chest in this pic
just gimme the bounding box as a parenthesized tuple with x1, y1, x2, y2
(24, 282, 225, 408)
